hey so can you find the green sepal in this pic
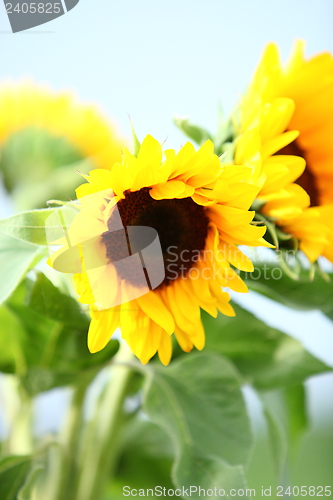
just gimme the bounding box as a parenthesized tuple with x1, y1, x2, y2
(219, 140, 237, 163)
(275, 227, 293, 242)
(129, 119, 141, 157)
(173, 116, 213, 145)
(214, 115, 238, 156)
(46, 199, 80, 211)
(251, 198, 267, 212)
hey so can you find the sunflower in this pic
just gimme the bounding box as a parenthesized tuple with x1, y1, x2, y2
(235, 41, 333, 263)
(49, 135, 272, 365)
(0, 80, 125, 208)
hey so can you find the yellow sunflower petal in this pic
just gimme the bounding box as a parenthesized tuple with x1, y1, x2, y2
(158, 332, 173, 366)
(136, 292, 175, 335)
(88, 307, 120, 353)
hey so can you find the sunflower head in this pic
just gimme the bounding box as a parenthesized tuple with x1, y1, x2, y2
(234, 41, 333, 265)
(49, 134, 271, 365)
(0, 81, 126, 209)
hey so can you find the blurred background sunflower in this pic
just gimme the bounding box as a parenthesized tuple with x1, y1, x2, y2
(0, 81, 125, 210)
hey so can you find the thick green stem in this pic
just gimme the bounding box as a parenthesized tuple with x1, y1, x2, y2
(76, 342, 134, 500)
(57, 380, 90, 500)
(2, 375, 33, 455)
(40, 378, 90, 500)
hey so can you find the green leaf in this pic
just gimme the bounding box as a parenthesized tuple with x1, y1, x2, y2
(143, 353, 251, 497)
(242, 263, 333, 320)
(109, 420, 174, 496)
(17, 463, 44, 500)
(0, 276, 119, 392)
(284, 384, 308, 453)
(28, 272, 88, 328)
(203, 304, 331, 390)
(260, 393, 288, 479)
(0, 305, 28, 374)
(0, 455, 32, 500)
(173, 117, 213, 145)
(0, 233, 45, 305)
(0, 206, 76, 246)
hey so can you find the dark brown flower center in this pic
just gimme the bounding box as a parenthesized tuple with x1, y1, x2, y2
(102, 188, 209, 288)
(277, 140, 319, 207)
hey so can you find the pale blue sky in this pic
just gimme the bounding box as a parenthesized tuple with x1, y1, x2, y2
(0, 0, 332, 429)
(1, 0, 333, 145)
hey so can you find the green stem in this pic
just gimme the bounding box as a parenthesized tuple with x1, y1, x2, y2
(42, 379, 90, 500)
(255, 212, 280, 249)
(75, 342, 134, 500)
(58, 380, 90, 500)
(2, 376, 33, 455)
